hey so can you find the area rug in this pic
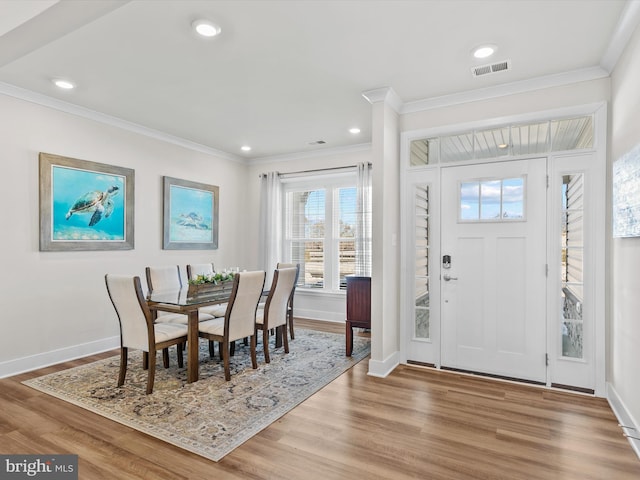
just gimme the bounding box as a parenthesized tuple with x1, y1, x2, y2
(23, 329, 370, 462)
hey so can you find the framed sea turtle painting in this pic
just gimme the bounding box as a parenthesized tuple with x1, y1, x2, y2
(39, 153, 135, 251)
(163, 176, 219, 250)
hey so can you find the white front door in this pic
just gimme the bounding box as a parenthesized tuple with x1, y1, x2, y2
(440, 158, 547, 382)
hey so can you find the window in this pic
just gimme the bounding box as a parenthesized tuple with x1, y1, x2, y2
(459, 176, 525, 221)
(560, 174, 584, 359)
(284, 175, 363, 292)
(409, 115, 594, 166)
(414, 184, 430, 339)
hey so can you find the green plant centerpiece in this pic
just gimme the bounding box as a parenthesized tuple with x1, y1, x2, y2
(187, 271, 235, 296)
(188, 271, 235, 286)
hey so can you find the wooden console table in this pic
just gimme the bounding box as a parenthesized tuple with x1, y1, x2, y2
(346, 276, 371, 356)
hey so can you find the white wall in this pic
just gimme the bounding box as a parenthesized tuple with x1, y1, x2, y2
(246, 146, 372, 322)
(0, 94, 251, 377)
(610, 19, 640, 446)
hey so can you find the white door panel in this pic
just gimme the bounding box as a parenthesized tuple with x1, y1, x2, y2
(441, 159, 547, 382)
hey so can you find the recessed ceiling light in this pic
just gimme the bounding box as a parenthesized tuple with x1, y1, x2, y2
(192, 19, 221, 37)
(349, 127, 361, 134)
(241, 145, 251, 152)
(472, 44, 497, 59)
(498, 143, 509, 149)
(53, 79, 75, 90)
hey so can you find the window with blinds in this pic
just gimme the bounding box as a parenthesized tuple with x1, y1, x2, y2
(561, 174, 584, 359)
(286, 189, 325, 289)
(414, 185, 430, 339)
(284, 179, 359, 291)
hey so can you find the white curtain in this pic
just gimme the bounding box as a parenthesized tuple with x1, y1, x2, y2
(258, 172, 282, 285)
(355, 162, 372, 276)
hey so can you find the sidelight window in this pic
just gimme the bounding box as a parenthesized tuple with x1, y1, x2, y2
(414, 185, 430, 339)
(561, 174, 584, 359)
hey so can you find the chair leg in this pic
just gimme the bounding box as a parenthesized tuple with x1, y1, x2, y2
(289, 309, 295, 340)
(230, 340, 236, 356)
(282, 322, 289, 354)
(142, 351, 149, 370)
(118, 347, 128, 387)
(208, 340, 215, 359)
(250, 335, 257, 370)
(263, 327, 271, 363)
(162, 348, 170, 368)
(222, 340, 231, 381)
(146, 348, 156, 394)
(177, 343, 184, 368)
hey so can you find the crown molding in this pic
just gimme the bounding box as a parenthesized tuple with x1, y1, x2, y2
(0, 81, 245, 163)
(247, 142, 371, 166)
(600, 0, 640, 72)
(401, 66, 610, 114)
(362, 87, 403, 113)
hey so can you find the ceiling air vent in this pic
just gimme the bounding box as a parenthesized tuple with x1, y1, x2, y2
(472, 59, 511, 77)
(308, 140, 326, 145)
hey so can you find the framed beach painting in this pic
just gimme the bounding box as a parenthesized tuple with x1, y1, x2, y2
(163, 176, 219, 250)
(39, 153, 135, 251)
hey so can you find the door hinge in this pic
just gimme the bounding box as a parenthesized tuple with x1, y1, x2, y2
(545, 264, 548, 277)
(546, 175, 550, 188)
(545, 353, 549, 366)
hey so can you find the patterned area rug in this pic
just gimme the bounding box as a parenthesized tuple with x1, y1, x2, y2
(23, 329, 370, 462)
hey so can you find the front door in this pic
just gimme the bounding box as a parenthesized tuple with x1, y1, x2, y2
(440, 158, 547, 383)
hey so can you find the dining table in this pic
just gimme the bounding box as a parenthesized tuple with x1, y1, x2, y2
(146, 285, 233, 383)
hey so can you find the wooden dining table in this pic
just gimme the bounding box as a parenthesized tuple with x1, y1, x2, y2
(146, 285, 232, 383)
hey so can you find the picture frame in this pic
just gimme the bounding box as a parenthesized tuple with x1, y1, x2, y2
(613, 143, 640, 238)
(39, 152, 135, 251)
(163, 176, 219, 250)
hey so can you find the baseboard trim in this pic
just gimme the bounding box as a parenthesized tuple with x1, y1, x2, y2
(367, 351, 399, 378)
(295, 308, 345, 323)
(0, 336, 120, 379)
(607, 382, 640, 460)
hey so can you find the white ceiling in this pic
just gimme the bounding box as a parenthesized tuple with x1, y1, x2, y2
(0, 0, 636, 161)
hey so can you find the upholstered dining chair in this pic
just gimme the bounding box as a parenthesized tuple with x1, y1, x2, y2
(276, 262, 300, 340)
(105, 274, 188, 395)
(186, 262, 215, 279)
(145, 265, 187, 324)
(186, 262, 228, 318)
(197, 270, 266, 381)
(255, 267, 298, 363)
(146, 265, 215, 325)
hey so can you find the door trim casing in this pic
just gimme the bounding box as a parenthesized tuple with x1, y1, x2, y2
(399, 102, 607, 396)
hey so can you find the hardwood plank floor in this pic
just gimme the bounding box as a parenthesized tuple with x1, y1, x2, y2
(1, 319, 638, 479)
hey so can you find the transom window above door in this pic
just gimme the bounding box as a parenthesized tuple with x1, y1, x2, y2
(410, 115, 593, 166)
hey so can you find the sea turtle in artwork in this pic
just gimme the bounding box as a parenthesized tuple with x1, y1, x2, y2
(65, 185, 119, 227)
(177, 212, 209, 230)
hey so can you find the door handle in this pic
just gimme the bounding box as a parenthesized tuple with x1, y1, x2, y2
(443, 273, 458, 281)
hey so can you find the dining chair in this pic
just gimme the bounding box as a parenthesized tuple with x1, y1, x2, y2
(255, 267, 298, 363)
(186, 262, 215, 279)
(146, 265, 214, 324)
(197, 270, 266, 381)
(276, 262, 300, 340)
(186, 262, 227, 318)
(105, 274, 188, 394)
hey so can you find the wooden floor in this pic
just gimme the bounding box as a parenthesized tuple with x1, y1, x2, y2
(1, 319, 638, 479)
